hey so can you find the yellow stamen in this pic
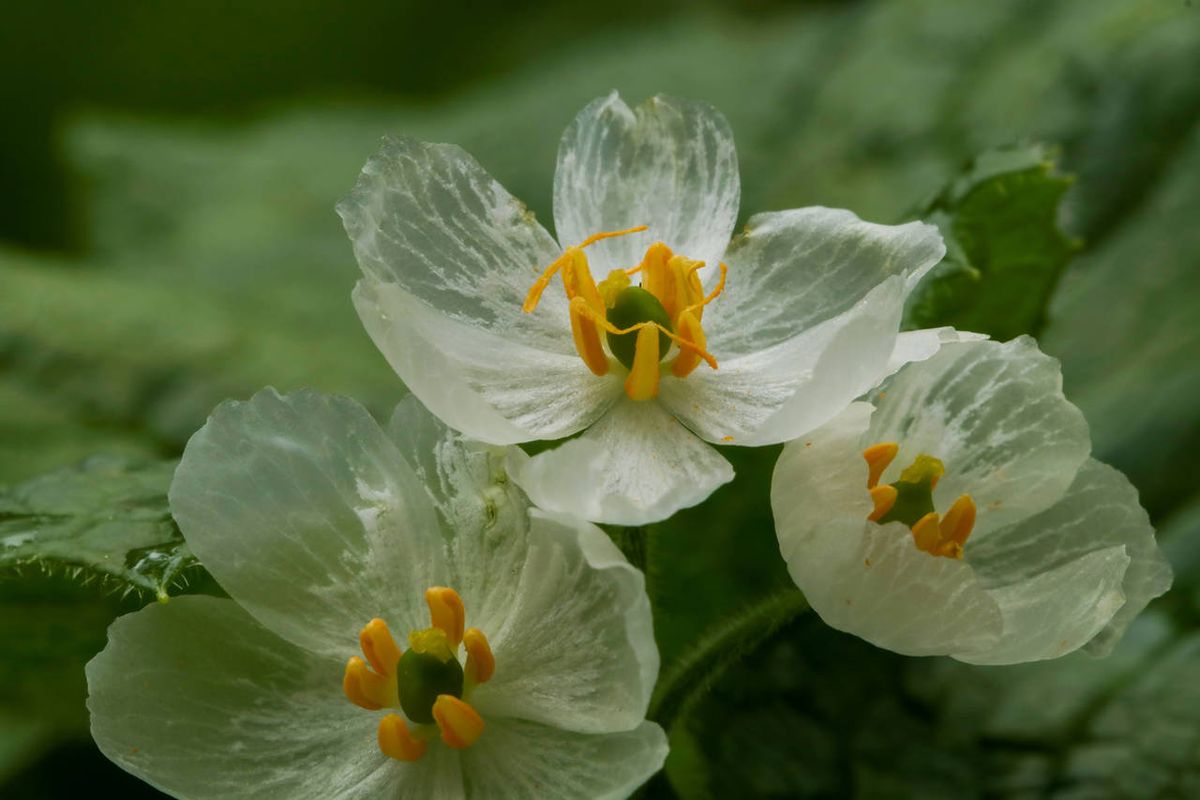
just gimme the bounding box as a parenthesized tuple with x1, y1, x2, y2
(671, 310, 708, 378)
(425, 587, 465, 648)
(862, 442, 899, 490)
(939, 495, 976, 549)
(359, 618, 401, 678)
(625, 325, 661, 401)
(679, 261, 727, 323)
(868, 484, 898, 522)
(408, 627, 456, 662)
(523, 226, 647, 313)
(568, 296, 718, 370)
(378, 714, 428, 762)
(570, 300, 610, 376)
(598, 269, 631, 308)
(463, 627, 495, 686)
(910, 512, 942, 553)
(343, 656, 395, 710)
(433, 695, 485, 749)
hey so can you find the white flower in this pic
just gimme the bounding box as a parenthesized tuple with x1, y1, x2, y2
(86, 390, 665, 799)
(339, 92, 950, 525)
(771, 338, 1172, 665)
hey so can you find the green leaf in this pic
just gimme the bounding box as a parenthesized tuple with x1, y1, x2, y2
(0, 456, 193, 599)
(903, 143, 1081, 339)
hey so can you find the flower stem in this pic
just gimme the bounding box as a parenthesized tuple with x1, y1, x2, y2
(648, 589, 810, 732)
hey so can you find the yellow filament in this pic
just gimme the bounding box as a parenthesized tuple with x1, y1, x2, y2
(567, 296, 718, 370)
(425, 587, 465, 649)
(625, 325, 662, 401)
(378, 714, 428, 762)
(862, 442, 899, 490)
(433, 695, 486, 749)
(463, 627, 495, 686)
(523, 226, 648, 313)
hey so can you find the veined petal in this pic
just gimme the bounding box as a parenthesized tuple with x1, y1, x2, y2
(966, 459, 1173, 661)
(459, 719, 667, 800)
(470, 510, 658, 733)
(866, 338, 1092, 534)
(660, 276, 905, 446)
(338, 136, 571, 354)
(509, 399, 734, 526)
(169, 389, 446, 658)
(355, 278, 621, 445)
(554, 92, 739, 278)
(87, 596, 460, 799)
(771, 403, 1004, 657)
(706, 208, 944, 355)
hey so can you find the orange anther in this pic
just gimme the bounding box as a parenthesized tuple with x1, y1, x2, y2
(671, 310, 708, 378)
(862, 442, 900, 490)
(425, 587, 465, 649)
(433, 695, 485, 749)
(910, 512, 942, 553)
(939, 495, 976, 549)
(378, 714, 428, 762)
(358, 618, 401, 678)
(867, 484, 898, 522)
(463, 627, 495, 685)
(343, 656, 393, 710)
(625, 325, 662, 401)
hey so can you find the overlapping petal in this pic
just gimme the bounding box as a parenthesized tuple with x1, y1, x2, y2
(459, 719, 667, 800)
(510, 399, 735, 526)
(471, 510, 658, 733)
(169, 389, 445, 659)
(866, 337, 1092, 532)
(355, 278, 619, 445)
(87, 596, 439, 800)
(553, 92, 739, 277)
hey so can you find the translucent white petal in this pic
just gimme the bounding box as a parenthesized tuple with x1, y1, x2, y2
(553, 92, 739, 276)
(169, 389, 446, 658)
(660, 276, 905, 446)
(967, 459, 1172, 660)
(706, 208, 944, 355)
(87, 596, 459, 799)
(866, 338, 1092, 533)
(383, 395, 535, 641)
(885, 327, 989, 375)
(355, 279, 620, 444)
(771, 403, 1004, 658)
(338, 135, 571, 354)
(460, 719, 667, 800)
(470, 510, 658, 734)
(509, 399, 734, 525)
(960, 546, 1131, 666)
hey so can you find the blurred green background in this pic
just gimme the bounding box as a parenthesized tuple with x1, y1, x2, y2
(2, 0, 1199, 797)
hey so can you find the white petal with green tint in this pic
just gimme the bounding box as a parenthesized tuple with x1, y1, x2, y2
(471, 510, 658, 733)
(87, 596, 457, 799)
(339, 136, 571, 354)
(867, 337, 1091, 533)
(510, 399, 734, 525)
(706, 208, 944, 355)
(660, 276, 905, 447)
(355, 278, 620, 445)
(460, 718, 667, 800)
(772, 403, 1004, 657)
(169, 389, 446, 659)
(553, 92, 739, 276)
(967, 459, 1172, 661)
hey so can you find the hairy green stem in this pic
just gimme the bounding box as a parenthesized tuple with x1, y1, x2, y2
(649, 589, 810, 732)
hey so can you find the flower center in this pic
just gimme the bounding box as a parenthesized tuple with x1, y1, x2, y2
(862, 442, 977, 559)
(522, 227, 726, 401)
(342, 586, 495, 761)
